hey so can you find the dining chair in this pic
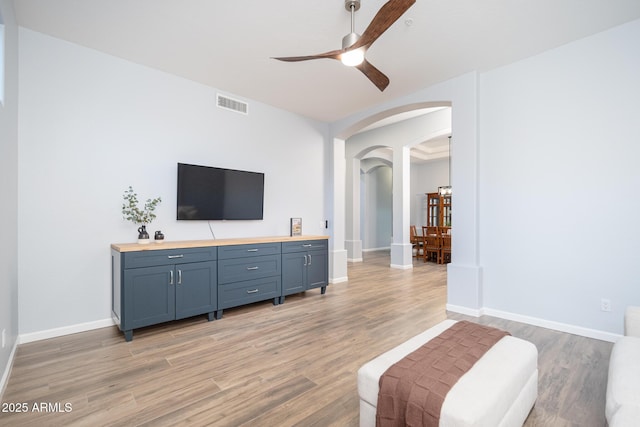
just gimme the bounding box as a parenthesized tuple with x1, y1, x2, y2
(441, 235, 451, 264)
(422, 226, 438, 236)
(410, 225, 423, 258)
(439, 226, 451, 236)
(423, 234, 441, 264)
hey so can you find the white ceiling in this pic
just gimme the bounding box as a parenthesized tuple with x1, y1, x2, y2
(12, 0, 640, 124)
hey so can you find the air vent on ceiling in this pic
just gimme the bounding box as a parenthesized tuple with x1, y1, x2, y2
(217, 94, 248, 115)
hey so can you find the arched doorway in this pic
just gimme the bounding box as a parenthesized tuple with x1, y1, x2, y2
(328, 73, 482, 315)
(342, 105, 452, 268)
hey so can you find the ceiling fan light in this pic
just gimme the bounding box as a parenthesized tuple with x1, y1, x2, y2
(341, 31, 365, 66)
(341, 48, 365, 66)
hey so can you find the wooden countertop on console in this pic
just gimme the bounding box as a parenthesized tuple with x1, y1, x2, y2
(111, 235, 329, 253)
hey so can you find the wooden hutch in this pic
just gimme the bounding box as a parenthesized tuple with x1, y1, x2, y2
(426, 192, 452, 227)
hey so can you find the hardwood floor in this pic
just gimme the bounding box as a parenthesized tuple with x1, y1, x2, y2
(1, 251, 612, 426)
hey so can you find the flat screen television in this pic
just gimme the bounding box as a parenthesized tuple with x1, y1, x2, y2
(177, 163, 264, 220)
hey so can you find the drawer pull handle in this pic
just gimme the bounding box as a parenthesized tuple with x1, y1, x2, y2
(247, 289, 259, 294)
(308, 254, 312, 266)
(177, 269, 182, 285)
(247, 266, 259, 270)
(303, 244, 313, 248)
(247, 249, 259, 252)
(167, 255, 184, 259)
(304, 255, 308, 266)
(169, 270, 174, 285)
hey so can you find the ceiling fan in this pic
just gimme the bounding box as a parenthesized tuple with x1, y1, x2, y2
(273, 0, 416, 92)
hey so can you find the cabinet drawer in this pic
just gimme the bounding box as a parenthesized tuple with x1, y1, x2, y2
(217, 242, 281, 260)
(218, 276, 281, 309)
(282, 239, 328, 254)
(218, 254, 281, 284)
(123, 247, 217, 269)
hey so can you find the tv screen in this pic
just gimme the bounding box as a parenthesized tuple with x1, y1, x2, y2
(177, 163, 264, 220)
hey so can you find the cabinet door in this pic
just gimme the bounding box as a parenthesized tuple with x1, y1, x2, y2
(306, 249, 329, 290)
(282, 252, 306, 296)
(123, 265, 175, 330)
(175, 261, 217, 320)
(427, 193, 440, 227)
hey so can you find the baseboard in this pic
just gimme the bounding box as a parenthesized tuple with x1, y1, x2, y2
(0, 340, 18, 399)
(330, 276, 348, 284)
(362, 247, 390, 253)
(390, 263, 413, 270)
(446, 304, 482, 317)
(446, 304, 621, 343)
(18, 318, 116, 345)
(482, 308, 621, 343)
(347, 257, 363, 263)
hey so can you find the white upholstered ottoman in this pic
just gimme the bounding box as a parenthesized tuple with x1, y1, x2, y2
(357, 319, 538, 427)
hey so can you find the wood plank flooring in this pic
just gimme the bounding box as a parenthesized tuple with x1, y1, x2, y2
(1, 251, 612, 426)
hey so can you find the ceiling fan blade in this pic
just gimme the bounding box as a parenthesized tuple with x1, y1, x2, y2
(351, 0, 416, 50)
(273, 48, 343, 62)
(355, 59, 390, 91)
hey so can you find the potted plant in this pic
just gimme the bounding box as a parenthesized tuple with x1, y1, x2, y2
(122, 186, 162, 244)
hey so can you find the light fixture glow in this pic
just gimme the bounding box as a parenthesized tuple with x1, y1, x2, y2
(341, 48, 365, 66)
(438, 186, 452, 196)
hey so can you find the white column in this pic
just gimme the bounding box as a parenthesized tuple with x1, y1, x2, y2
(447, 74, 482, 313)
(330, 138, 348, 283)
(390, 146, 413, 269)
(345, 157, 363, 262)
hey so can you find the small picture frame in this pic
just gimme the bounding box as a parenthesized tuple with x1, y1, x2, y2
(290, 218, 302, 236)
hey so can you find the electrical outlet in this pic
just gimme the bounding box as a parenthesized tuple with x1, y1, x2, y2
(601, 298, 612, 312)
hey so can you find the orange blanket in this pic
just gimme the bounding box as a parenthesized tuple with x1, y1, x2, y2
(376, 321, 510, 427)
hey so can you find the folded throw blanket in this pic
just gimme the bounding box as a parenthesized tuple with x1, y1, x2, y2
(376, 320, 510, 427)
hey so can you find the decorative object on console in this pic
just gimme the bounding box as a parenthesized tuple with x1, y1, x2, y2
(290, 218, 302, 236)
(154, 230, 165, 243)
(121, 186, 162, 243)
(137, 225, 150, 244)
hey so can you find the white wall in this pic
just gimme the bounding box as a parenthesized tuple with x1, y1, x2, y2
(0, 0, 18, 392)
(478, 18, 640, 335)
(17, 28, 328, 336)
(362, 166, 392, 250)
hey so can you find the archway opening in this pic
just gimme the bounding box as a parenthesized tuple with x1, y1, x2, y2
(342, 105, 452, 268)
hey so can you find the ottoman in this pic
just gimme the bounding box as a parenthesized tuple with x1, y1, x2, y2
(357, 320, 538, 427)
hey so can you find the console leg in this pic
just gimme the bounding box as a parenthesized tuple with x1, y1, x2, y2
(321, 286, 327, 295)
(279, 296, 285, 304)
(207, 312, 215, 321)
(215, 310, 223, 320)
(124, 330, 133, 342)
(272, 297, 279, 305)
